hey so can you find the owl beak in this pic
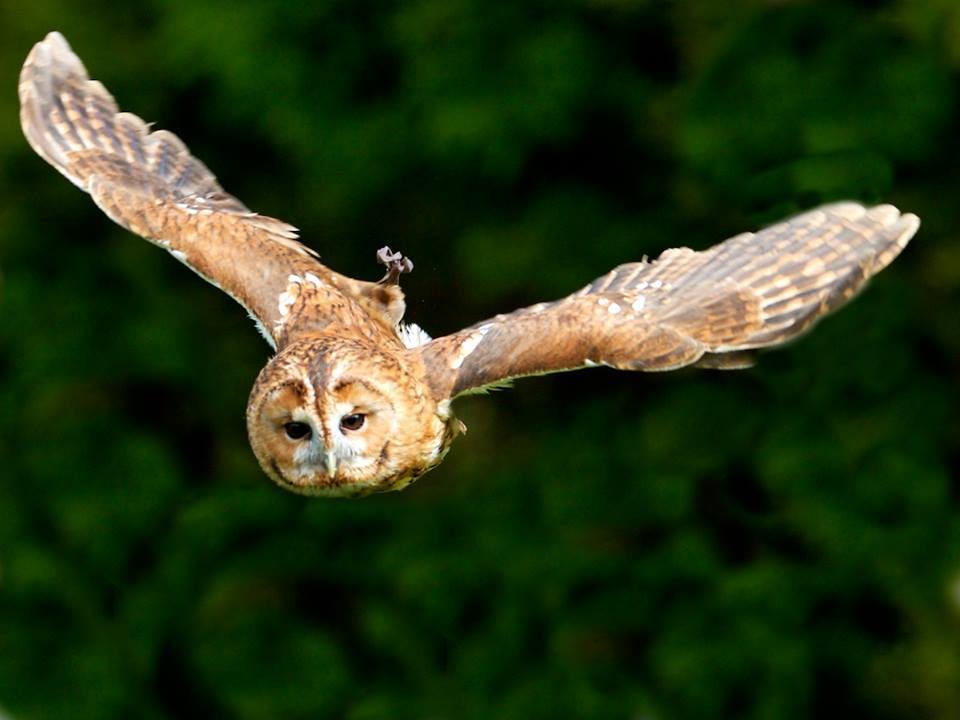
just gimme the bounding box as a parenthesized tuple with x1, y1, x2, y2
(323, 449, 338, 478)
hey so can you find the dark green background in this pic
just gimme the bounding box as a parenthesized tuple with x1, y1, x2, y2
(1, 1, 958, 718)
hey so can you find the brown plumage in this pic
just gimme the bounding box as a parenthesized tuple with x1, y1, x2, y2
(20, 32, 920, 497)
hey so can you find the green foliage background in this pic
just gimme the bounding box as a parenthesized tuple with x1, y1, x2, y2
(1, 1, 959, 718)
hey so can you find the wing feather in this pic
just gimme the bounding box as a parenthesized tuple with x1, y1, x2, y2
(19, 31, 339, 349)
(417, 203, 918, 399)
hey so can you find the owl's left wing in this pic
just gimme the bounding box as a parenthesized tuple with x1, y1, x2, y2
(19, 32, 355, 350)
(416, 203, 918, 400)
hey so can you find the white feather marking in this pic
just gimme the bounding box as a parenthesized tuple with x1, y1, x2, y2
(175, 202, 199, 215)
(608, 303, 621, 314)
(398, 322, 432, 349)
(801, 257, 825, 277)
(631, 295, 646, 311)
(250, 312, 277, 350)
(437, 399, 453, 420)
(450, 324, 491, 369)
(277, 292, 294, 317)
(277, 277, 302, 321)
(170, 249, 188, 264)
(304, 272, 323, 287)
(598, 297, 609, 306)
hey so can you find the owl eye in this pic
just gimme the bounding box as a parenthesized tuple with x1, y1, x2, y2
(283, 421, 312, 440)
(340, 413, 366, 431)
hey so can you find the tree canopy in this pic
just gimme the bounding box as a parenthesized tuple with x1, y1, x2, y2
(0, 1, 958, 718)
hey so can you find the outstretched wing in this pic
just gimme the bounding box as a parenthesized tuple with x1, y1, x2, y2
(19, 31, 347, 349)
(417, 203, 918, 400)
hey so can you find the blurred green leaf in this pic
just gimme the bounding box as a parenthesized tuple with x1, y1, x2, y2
(1, 1, 958, 718)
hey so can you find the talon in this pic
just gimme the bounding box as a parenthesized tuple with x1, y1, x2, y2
(376, 245, 414, 285)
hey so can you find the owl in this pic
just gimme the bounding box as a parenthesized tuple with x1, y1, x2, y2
(20, 32, 919, 497)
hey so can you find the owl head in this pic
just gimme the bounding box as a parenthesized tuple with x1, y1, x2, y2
(246, 336, 457, 497)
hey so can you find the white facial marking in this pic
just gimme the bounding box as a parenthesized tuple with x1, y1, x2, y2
(287, 400, 324, 471)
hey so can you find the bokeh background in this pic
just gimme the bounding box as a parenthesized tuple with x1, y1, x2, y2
(1, 1, 959, 718)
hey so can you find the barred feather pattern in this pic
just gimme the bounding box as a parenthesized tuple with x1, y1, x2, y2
(419, 203, 918, 398)
(19, 31, 330, 348)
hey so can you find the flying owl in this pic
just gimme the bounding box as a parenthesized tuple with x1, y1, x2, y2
(20, 32, 919, 497)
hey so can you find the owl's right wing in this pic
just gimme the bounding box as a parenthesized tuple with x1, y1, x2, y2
(416, 203, 918, 400)
(19, 32, 352, 350)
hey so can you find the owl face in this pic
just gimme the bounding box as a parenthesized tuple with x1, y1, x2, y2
(247, 338, 454, 497)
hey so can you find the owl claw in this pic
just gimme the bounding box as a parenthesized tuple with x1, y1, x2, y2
(376, 246, 414, 285)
